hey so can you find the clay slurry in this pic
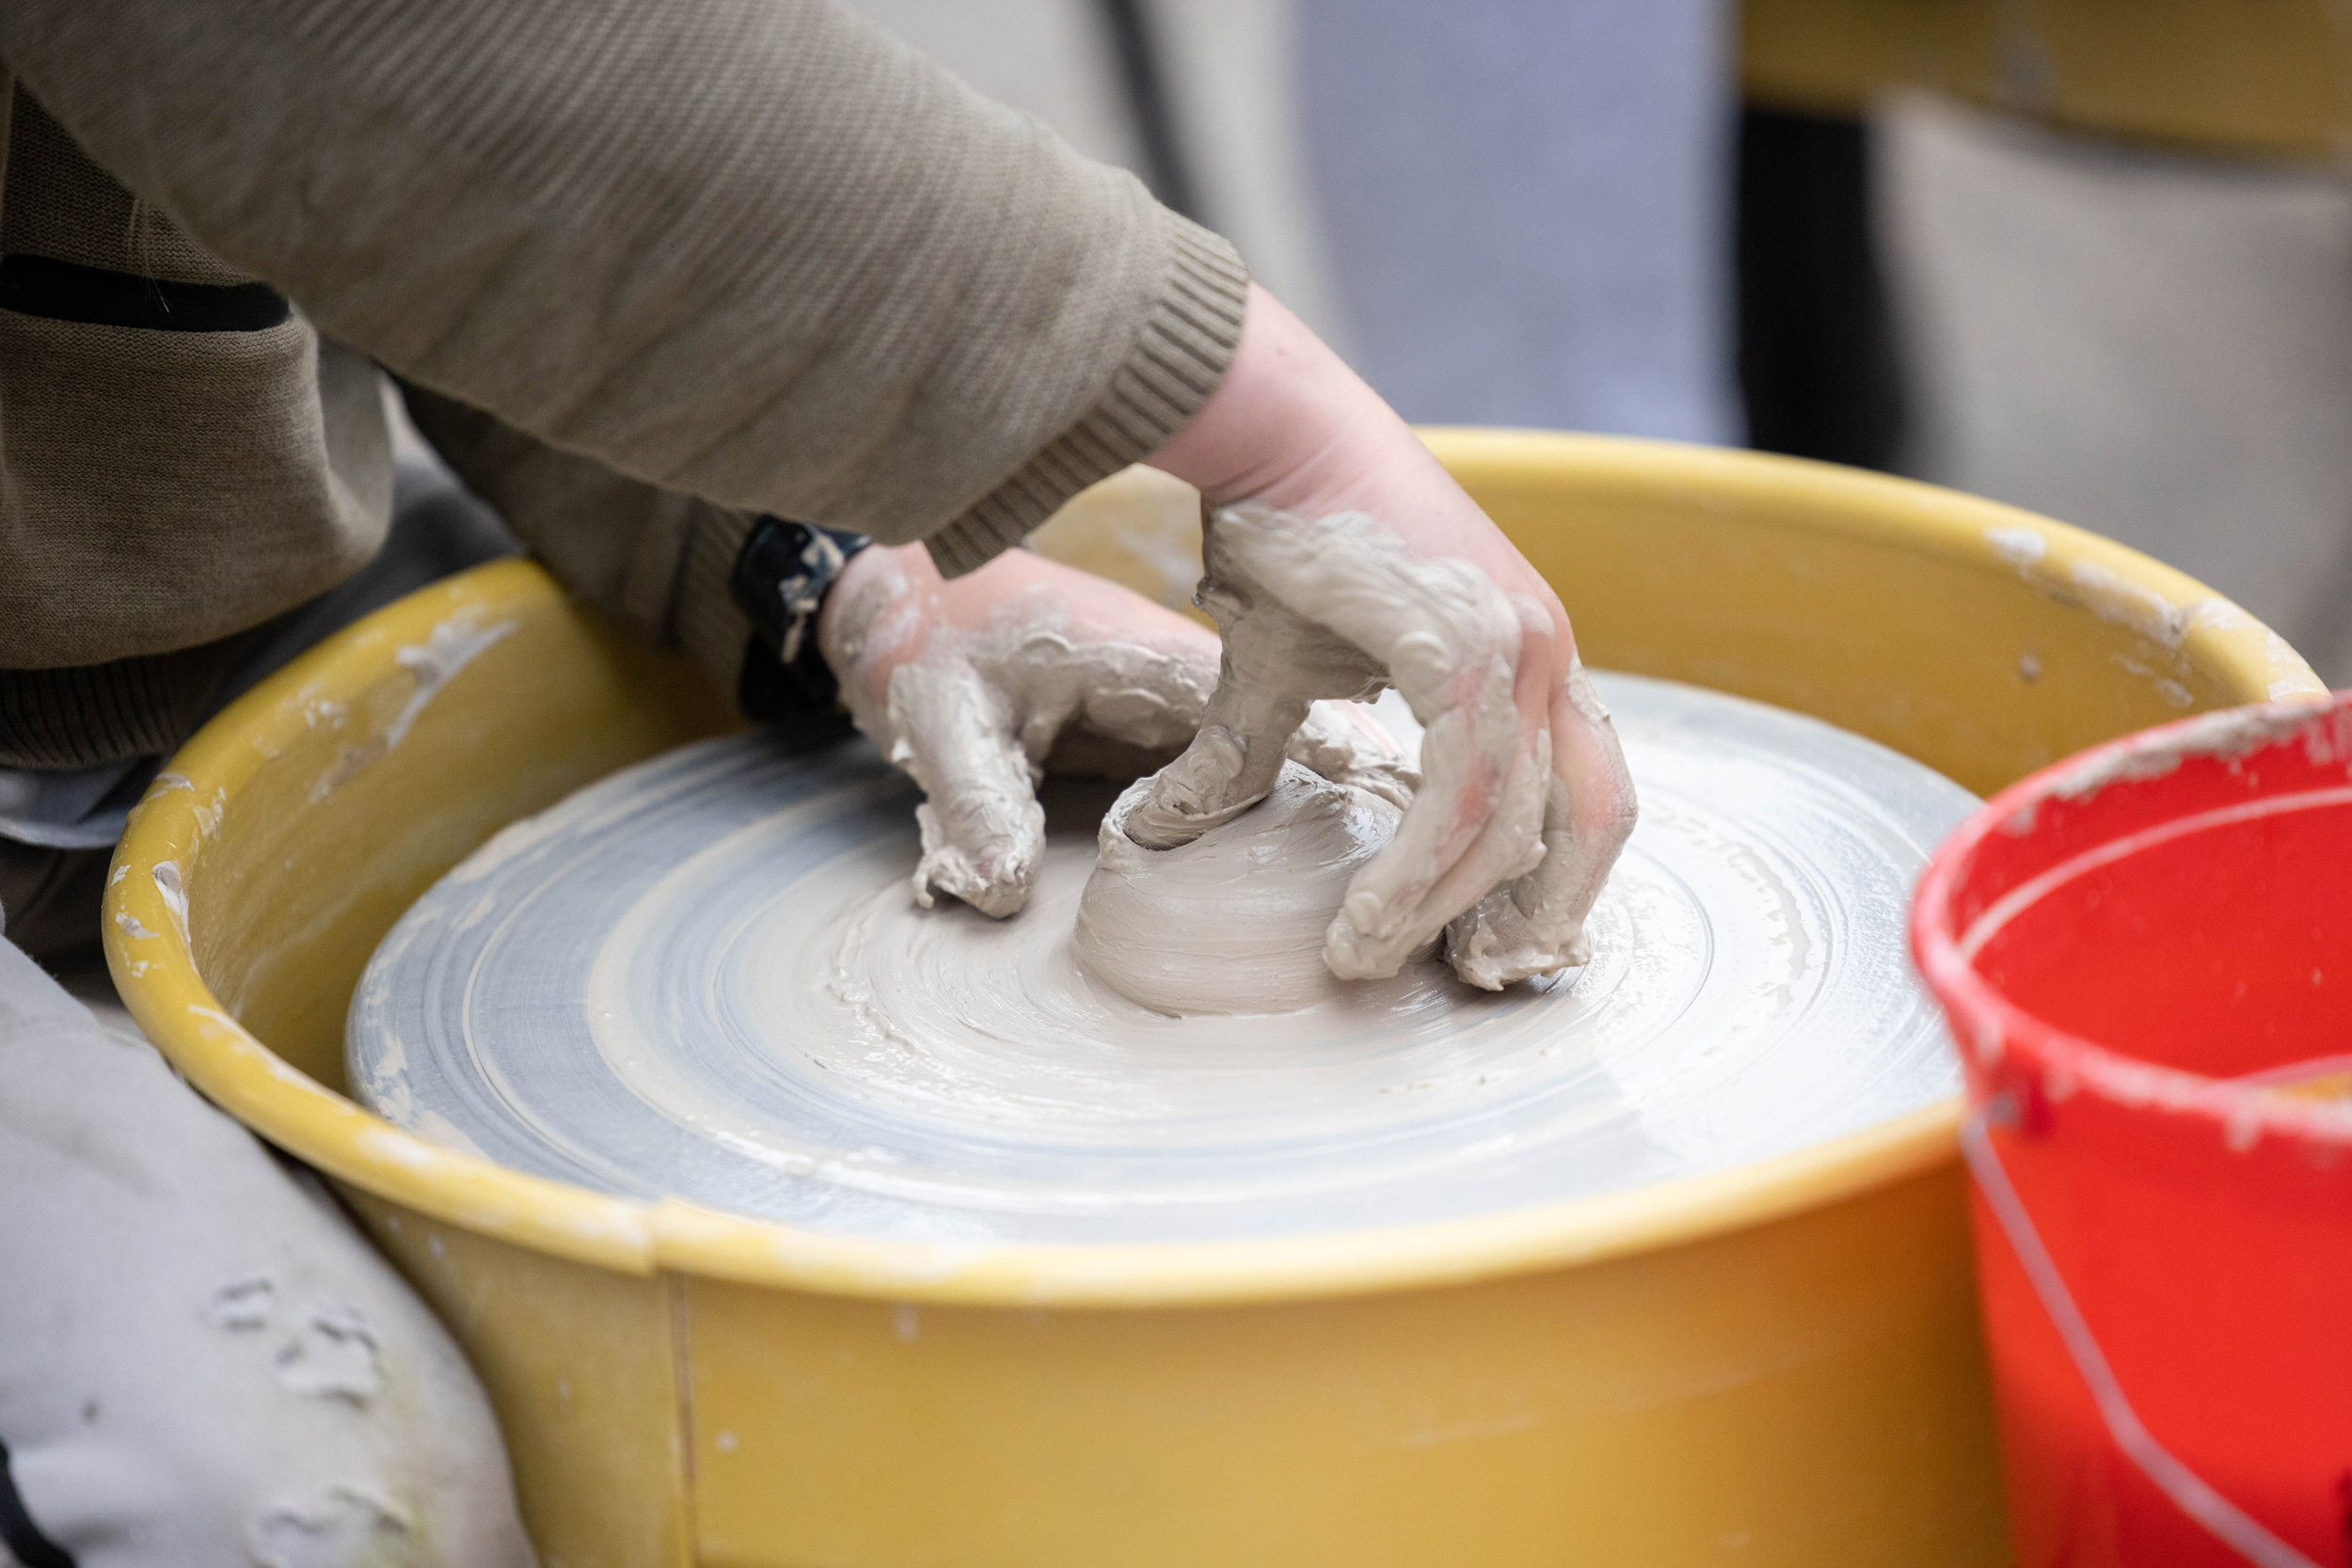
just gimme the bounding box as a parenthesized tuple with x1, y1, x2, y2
(347, 673, 1978, 1246)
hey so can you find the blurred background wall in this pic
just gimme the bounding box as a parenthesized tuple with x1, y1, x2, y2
(838, 0, 2352, 686)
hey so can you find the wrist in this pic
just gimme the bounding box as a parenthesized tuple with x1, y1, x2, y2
(1145, 283, 1459, 533)
(1145, 284, 1399, 509)
(1141, 286, 1567, 639)
(730, 516, 871, 725)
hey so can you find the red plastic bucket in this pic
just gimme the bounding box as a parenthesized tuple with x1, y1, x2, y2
(1913, 692, 2352, 1568)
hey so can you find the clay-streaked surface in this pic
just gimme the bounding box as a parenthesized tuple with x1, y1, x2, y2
(347, 674, 1976, 1244)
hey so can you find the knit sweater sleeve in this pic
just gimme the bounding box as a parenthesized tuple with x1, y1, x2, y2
(0, 0, 1247, 590)
(394, 381, 769, 694)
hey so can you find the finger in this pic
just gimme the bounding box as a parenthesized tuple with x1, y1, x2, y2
(1324, 615, 1550, 978)
(1127, 576, 1378, 849)
(1024, 629, 1219, 782)
(1543, 659, 1639, 923)
(881, 659, 1044, 919)
(1123, 681, 1311, 848)
(1198, 506, 1534, 932)
(1181, 504, 1549, 978)
(1050, 632, 1218, 760)
(1444, 658, 1638, 988)
(1288, 699, 1418, 810)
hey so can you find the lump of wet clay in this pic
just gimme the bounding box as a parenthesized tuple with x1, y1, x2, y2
(1073, 761, 1423, 1016)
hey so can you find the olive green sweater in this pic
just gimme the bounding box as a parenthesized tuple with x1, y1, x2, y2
(0, 0, 1247, 769)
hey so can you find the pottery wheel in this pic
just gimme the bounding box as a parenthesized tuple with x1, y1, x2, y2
(347, 673, 1977, 1244)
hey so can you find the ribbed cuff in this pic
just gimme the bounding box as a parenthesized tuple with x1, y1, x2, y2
(925, 217, 1249, 578)
(674, 502, 764, 697)
(0, 636, 256, 769)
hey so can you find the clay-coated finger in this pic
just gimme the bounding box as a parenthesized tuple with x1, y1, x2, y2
(1123, 692, 1304, 849)
(1127, 597, 1375, 847)
(1327, 711, 1549, 980)
(1133, 505, 1442, 851)
(1322, 600, 1549, 977)
(1028, 630, 1219, 760)
(1443, 660, 1638, 987)
(882, 660, 1044, 918)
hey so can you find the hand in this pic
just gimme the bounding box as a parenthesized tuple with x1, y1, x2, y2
(1142, 284, 1638, 990)
(818, 542, 1412, 918)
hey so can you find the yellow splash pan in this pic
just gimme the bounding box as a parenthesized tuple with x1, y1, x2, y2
(105, 432, 2322, 1566)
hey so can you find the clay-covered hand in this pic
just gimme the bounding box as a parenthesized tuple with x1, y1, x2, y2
(1142, 283, 1638, 990)
(818, 542, 1413, 918)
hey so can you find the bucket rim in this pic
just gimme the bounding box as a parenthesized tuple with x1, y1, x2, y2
(1911, 691, 2352, 1151)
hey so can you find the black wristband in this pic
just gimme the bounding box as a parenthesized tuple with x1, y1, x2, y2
(730, 516, 871, 727)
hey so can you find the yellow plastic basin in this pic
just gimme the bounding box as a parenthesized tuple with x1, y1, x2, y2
(105, 433, 2322, 1567)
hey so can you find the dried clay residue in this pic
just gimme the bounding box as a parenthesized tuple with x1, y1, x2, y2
(205, 1275, 385, 1403)
(1980, 522, 2325, 712)
(248, 1483, 414, 1568)
(309, 608, 518, 803)
(1996, 697, 2346, 840)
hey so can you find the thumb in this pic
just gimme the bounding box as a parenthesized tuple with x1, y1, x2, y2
(879, 658, 1044, 918)
(1121, 673, 1313, 850)
(1124, 517, 1387, 849)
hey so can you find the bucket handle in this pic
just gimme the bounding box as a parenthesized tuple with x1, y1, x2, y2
(1962, 1105, 2321, 1568)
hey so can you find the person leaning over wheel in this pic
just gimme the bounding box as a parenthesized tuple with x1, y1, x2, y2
(0, 2, 1634, 1560)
